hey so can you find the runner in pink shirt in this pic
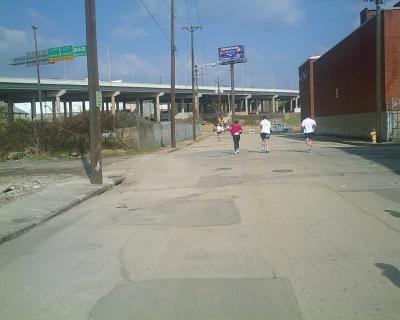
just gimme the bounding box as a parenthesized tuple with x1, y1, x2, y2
(230, 120, 243, 154)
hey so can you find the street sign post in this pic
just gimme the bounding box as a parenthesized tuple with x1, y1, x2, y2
(95, 91, 102, 108)
(218, 45, 247, 123)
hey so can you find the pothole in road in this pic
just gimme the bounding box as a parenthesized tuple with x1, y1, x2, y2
(214, 167, 232, 171)
(272, 169, 293, 173)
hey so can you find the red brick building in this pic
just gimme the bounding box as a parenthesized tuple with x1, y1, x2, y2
(299, 7, 400, 141)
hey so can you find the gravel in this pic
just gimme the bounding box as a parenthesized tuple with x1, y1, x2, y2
(0, 175, 76, 208)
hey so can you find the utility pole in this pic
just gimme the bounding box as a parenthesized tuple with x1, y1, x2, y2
(170, 0, 176, 148)
(365, 0, 383, 141)
(195, 64, 200, 122)
(31, 25, 43, 121)
(183, 26, 201, 141)
(85, 0, 103, 184)
(217, 76, 222, 120)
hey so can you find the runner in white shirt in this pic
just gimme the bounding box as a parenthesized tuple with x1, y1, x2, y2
(301, 116, 317, 152)
(260, 115, 272, 154)
(215, 123, 223, 142)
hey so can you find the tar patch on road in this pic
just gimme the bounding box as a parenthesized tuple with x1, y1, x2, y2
(112, 199, 241, 227)
(88, 278, 302, 320)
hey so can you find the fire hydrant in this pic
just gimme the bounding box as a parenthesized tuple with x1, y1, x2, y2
(370, 130, 377, 144)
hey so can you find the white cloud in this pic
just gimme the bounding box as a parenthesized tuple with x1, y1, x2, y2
(199, 0, 305, 23)
(0, 26, 30, 53)
(25, 8, 54, 30)
(26, 8, 44, 20)
(110, 53, 160, 82)
(110, 25, 148, 40)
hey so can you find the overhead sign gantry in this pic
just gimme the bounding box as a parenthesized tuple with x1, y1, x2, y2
(9, 44, 87, 67)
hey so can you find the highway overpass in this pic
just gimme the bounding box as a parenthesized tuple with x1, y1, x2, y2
(0, 77, 299, 120)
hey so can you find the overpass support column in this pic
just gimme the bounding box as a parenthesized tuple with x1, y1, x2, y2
(82, 100, 86, 113)
(54, 90, 66, 119)
(140, 99, 144, 117)
(135, 98, 140, 115)
(69, 101, 73, 117)
(154, 92, 164, 122)
(123, 101, 126, 111)
(62, 101, 67, 119)
(7, 99, 14, 122)
(197, 93, 202, 120)
(180, 99, 185, 113)
(111, 91, 120, 115)
(31, 99, 36, 120)
(296, 96, 299, 110)
(255, 99, 259, 115)
(272, 95, 279, 114)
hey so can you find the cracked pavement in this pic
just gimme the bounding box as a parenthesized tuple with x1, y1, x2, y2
(0, 133, 399, 319)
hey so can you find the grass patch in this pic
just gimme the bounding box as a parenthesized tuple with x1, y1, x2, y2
(102, 146, 160, 158)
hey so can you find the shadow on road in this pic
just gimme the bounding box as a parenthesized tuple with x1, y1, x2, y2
(375, 263, 400, 288)
(281, 134, 400, 175)
(384, 210, 400, 219)
(81, 157, 91, 180)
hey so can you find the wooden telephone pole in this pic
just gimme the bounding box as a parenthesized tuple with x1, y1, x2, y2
(85, 0, 103, 184)
(183, 26, 201, 141)
(170, 0, 176, 148)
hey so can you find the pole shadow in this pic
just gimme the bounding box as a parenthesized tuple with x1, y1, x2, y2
(375, 263, 400, 288)
(384, 209, 400, 219)
(281, 135, 400, 174)
(80, 157, 91, 180)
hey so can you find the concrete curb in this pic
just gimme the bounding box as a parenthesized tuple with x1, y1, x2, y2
(0, 134, 207, 246)
(0, 176, 125, 246)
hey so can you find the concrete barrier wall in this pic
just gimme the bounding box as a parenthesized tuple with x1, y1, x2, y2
(114, 122, 202, 150)
(316, 112, 388, 140)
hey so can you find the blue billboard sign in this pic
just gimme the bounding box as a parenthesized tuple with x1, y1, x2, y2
(218, 45, 246, 64)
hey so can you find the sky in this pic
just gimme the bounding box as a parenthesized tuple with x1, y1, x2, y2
(0, 0, 398, 90)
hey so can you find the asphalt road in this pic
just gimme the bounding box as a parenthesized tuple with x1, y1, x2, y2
(0, 133, 399, 320)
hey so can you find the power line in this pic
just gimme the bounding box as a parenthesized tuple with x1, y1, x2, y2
(184, 0, 193, 26)
(183, 0, 202, 66)
(140, 0, 187, 74)
(194, 0, 207, 65)
(140, 0, 170, 41)
(176, 13, 191, 49)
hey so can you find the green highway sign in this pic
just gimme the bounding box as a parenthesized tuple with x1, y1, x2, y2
(96, 91, 103, 108)
(60, 45, 73, 57)
(73, 45, 87, 57)
(48, 47, 61, 58)
(11, 44, 86, 67)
